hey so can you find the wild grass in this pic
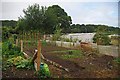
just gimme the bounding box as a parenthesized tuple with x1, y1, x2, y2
(51, 50, 83, 59)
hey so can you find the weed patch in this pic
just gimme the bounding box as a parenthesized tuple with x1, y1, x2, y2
(51, 50, 83, 59)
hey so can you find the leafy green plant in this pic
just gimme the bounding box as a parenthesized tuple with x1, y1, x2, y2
(2, 41, 22, 58)
(42, 40, 47, 46)
(13, 34, 17, 42)
(114, 58, 120, 64)
(2, 27, 10, 41)
(64, 38, 72, 42)
(35, 63, 50, 78)
(52, 26, 62, 41)
(93, 33, 111, 45)
(7, 56, 34, 69)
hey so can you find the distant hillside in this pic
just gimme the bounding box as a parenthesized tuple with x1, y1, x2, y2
(1, 20, 17, 28)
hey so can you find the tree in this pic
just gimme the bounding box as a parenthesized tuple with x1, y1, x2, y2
(93, 26, 111, 45)
(45, 5, 72, 33)
(52, 24, 62, 41)
(2, 27, 10, 41)
(17, 4, 47, 33)
(17, 4, 119, 34)
(17, 4, 72, 34)
(93, 33, 111, 45)
(1, 20, 17, 28)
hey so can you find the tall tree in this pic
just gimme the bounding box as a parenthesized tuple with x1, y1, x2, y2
(17, 4, 47, 33)
(45, 5, 72, 33)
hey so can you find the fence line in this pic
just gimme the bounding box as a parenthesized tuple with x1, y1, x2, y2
(46, 40, 79, 48)
(46, 40, 118, 57)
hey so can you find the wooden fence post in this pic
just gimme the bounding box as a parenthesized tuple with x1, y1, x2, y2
(36, 40, 41, 71)
(43, 34, 46, 40)
(21, 40, 23, 52)
(16, 39, 18, 46)
(70, 42, 71, 48)
(61, 41, 62, 47)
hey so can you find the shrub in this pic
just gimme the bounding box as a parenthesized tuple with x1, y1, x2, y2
(36, 63, 50, 78)
(2, 41, 22, 58)
(52, 26, 62, 41)
(93, 33, 111, 45)
(42, 40, 47, 46)
(61, 38, 72, 42)
(114, 58, 120, 64)
(7, 56, 34, 69)
(2, 27, 10, 41)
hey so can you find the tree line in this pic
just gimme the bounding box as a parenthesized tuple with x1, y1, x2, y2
(1, 21, 119, 34)
(1, 4, 119, 35)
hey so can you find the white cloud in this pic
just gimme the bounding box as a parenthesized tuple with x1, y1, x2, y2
(71, 2, 118, 27)
(1, 2, 118, 27)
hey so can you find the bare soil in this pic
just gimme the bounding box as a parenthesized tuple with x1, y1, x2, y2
(2, 44, 119, 78)
(2, 66, 37, 78)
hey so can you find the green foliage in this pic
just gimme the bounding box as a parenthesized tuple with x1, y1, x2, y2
(52, 50, 83, 59)
(45, 5, 72, 33)
(93, 26, 111, 45)
(17, 4, 47, 32)
(111, 36, 119, 40)
(2, 41, 33, 71)
(110, 36, 119, 45)
(2, 41, 22, 58)
(2, 57, 13, 71)
(17, 4, 72, 34)
(93, 33, 111, 45)
(52, 26, 62, 41)
(42, 40, 47, 46)
(1, 7, 119, 34)
(13, 34, 17, 41)
(1, 20, 17, 28)
(63, 38, 71, 42)
(60, 37, 78, 42)
(69, 24, 119, 34)
(36, 63, 50, 78)
(114, 58, 120, 64)
(2, 27, 10, 41)
(61, 38, 73, 42)
(7, 56, 34, 69)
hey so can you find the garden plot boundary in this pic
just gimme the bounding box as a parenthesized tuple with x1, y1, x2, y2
(46, 40, 119, 57)
(15, 38, 70, 72)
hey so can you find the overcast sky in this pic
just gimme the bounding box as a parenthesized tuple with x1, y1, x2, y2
(0, 0, 119, 27)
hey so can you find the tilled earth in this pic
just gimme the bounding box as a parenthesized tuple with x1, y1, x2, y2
(2, 44, 119, 78)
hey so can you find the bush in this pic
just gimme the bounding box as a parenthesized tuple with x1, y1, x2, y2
(2, 41, 22, 58)
(42, 40, 47, 46)
(7, 56, 34, 69)
(61, 38, 72, 42)
(114, 58, 120, 64)
(2, 27, 10, 41)
(93, 33, 111, 45)
(36, 63, 50, 78)
(52, 26, 62, 41)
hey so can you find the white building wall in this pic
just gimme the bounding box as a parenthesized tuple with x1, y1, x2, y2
(61, 33, 96, 43)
